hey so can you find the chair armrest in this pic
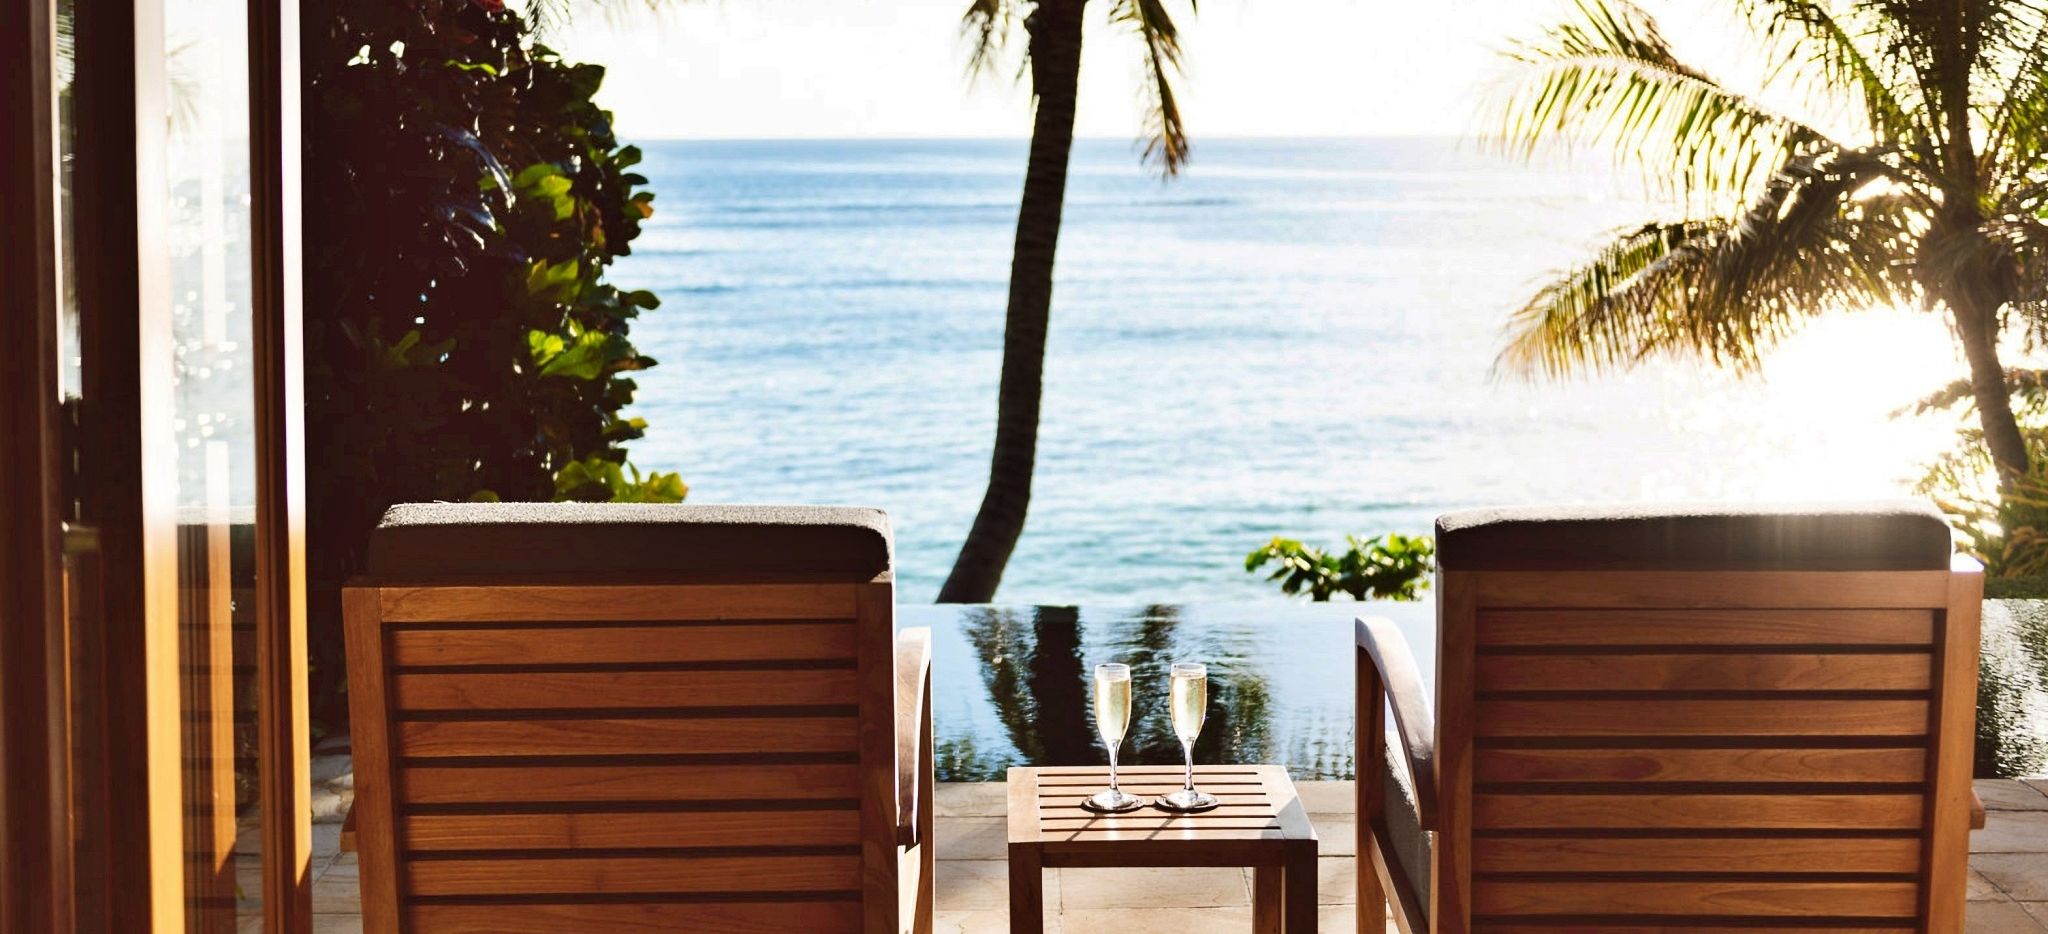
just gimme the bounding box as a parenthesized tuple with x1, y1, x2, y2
(1971, 787, 1987, 831)
(895, 626, 933, 846)
(1356, 616, 1437, 828)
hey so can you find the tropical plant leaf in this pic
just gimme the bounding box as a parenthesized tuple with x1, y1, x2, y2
(1109, 0, 1192, 173)
(1244, 534, 1436, 602)
(1497, 148, 1911, 377)
(1737, 0, 1925, 147)
(962, 0, 1023, 80)
(1493, 0, 1832, 207)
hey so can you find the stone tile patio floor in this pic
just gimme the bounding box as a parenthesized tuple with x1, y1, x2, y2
(264, 779, 2048, 933)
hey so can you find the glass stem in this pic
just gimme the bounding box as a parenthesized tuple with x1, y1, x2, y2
(1181, 738, 1195, 792)
(1107, 743, 1120, 793)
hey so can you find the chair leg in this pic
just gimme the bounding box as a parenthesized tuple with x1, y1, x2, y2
(916, 667, 935, 934)
(1358, 839, 1387, 933)
(1357, 648, 1389, 932)
(914, 842, 934, 934)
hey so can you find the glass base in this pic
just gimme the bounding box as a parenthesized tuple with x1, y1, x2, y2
(1154, 789, 1220, 813)
(1081, 789, 1147, 813)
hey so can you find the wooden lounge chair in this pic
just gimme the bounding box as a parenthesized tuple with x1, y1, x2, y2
(1355, 502, 1984, 933)
(340, 503, 933, 933)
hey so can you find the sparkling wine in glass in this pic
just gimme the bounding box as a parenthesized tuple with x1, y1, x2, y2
(1083, 663, 1144, 812)
(1156, 662, 1219, 811)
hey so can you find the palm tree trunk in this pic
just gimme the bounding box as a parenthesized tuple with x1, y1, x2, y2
(1926, 3, 2028, 481)
(1950, 282, 2030, 481)
(938, 0, 1087, 603)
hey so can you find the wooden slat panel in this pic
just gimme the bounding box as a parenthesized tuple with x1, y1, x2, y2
(402, 763, 860, 804)
(1475, 927, 1912, 933)
(1034, 792, 1271, 809)
(1473, 835, 1922, 874)
(406, 854, 861, 896)
(1034, 767, 1267, 785)
(1471, 571, 1949, 610)
(1476, 653, 1932, 692)
(1038, 825, 1296, 843)
(1474, 794, 1924, 830)
(392, 668, 860, 710)
(389, 622, 855, 667)
(1471, 880, 1919, 918)
(1038, 816, 1287, 831)
(378, 583, 856, 622)
(1475, 748, 1928, 784)
(1475, 699, 1928, 737)
(396, 717, 859, 757)
(1476, 610, 1934, 646)
(404, 901, 861, 934)
(402, 809, 860, 850)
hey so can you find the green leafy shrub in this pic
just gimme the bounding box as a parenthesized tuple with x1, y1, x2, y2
(1914, 383, 2048, 776)
(302, 0, 679, 730)
(1912, 369, 2048, 578)
(1245, 534, 1436, 601)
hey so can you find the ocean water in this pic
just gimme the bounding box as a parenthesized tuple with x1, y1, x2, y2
(618, 138, 1960, 604)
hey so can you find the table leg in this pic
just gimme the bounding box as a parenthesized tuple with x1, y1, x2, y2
(1253, 866, 1283, 934)
(1007, 844, 1044, 933)
(1283, 842, 1317, 934)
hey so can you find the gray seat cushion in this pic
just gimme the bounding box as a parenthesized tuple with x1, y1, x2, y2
(1435, 500, 1950, 571)
(1376, 738, 1430, 921)
(367, 503, 892, 580)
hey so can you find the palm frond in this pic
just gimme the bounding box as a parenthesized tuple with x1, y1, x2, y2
(963, 0, 1023, 80)
(1982, 4, 2048, 179)
(1109, 0, 1192, 174)
(1496, 148, 1912, 378)
(1737, 0, 1924, 146)
(1904, 367, 2048, 415)
(1980, 192, 2048, 339)
(522, 0, 693, 37)
(1493, 0, 1832, 207)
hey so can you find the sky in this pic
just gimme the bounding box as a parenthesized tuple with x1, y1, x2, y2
(551, 0, 1623, 141)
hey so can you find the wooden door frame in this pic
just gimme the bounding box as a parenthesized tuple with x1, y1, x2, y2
(4, 0, 312, 926)
(0, 0, 70, 927)
(250, 0, 315, 925)
(59, 0, 184, 921)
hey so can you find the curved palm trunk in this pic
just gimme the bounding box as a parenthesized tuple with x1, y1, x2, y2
(938, 0, 1087, 603)
(1952, 283, 2030, 482)
(1926, 8, 2029, 483)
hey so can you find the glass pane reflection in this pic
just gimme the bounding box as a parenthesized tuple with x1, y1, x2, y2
(162, 0, 259, 928)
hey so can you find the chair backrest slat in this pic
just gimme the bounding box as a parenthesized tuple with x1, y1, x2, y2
(342, 504, 902, 933)
(1432, 503, 1977, 933)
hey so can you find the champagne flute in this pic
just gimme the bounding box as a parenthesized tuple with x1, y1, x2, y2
(1155, 662, 1219, 812)
(1083, 663, 1144, 812)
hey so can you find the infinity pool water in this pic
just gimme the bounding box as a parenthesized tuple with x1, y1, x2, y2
(908, 602, 1436, 782)
(912, 600, 2048, 781)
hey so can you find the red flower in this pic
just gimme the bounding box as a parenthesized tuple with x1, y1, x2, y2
(469, 0, 504, 11)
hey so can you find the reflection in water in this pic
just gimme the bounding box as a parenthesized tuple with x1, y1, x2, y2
(931, 601, 2048, 782)
(939, 605, 1283, 781)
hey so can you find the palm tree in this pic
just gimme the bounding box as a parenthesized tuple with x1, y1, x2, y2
(1492, 0, 2048, 489)
(939, 0, 1196, 602)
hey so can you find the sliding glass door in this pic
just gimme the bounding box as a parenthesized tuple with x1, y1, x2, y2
(2, 0, 309, 929)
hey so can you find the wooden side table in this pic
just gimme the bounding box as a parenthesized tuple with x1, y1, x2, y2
(1006, 764, 1319, 933)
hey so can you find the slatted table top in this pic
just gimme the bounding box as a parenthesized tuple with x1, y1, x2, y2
(1006, 765, 1316, 867)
